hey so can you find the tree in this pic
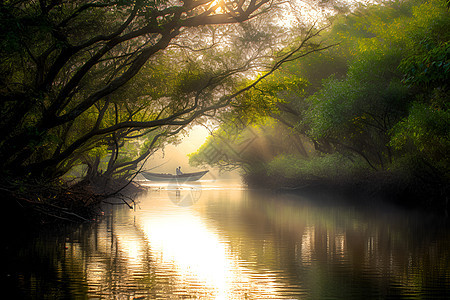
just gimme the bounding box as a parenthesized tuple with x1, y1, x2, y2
(191, 0, 449, 199)
(0, 0, 277, 182)
(305, 48, 410, 170)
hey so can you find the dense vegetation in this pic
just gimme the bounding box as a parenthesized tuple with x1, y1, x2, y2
(1, 0, 340, 221)
(190, 0, 449, 208)
(0, 0, 280, 220)
(1, 0, 448, 220)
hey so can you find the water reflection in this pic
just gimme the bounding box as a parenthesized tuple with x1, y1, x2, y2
(87, 186, 297, 299)
(165, 181, 203, 206)
(5, 182, 450, 299)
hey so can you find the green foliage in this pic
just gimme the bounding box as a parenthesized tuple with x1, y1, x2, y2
(400, 40, 450, 88)
(193, 0, 449, 192)
(189, 116, 312, 172)
(189, 123, 265, 170)
(301, 0, 448, 170)
(390, 103, 450, 166)
(268, 153, 370, 180)
(304, 45, 409, 170)
(0, 0, 284, 183)
(306, 50, 408, 129)
(398, 0, 450, 90)
(233, 71, 308, 122)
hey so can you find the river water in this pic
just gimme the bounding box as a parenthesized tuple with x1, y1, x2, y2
(4, 180, 450, 299)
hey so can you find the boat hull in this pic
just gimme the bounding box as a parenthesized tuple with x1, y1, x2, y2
(142, 170, 208, 182)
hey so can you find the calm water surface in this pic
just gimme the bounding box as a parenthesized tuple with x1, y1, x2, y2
(4, 180, 450, 299)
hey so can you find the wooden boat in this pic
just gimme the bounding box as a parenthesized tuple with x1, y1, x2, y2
(141, 170, 208, 182)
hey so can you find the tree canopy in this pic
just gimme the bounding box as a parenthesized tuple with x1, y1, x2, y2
(190, 0, 449, 202)
(0, 0, 286, 181)
(1, 0, 341, 221)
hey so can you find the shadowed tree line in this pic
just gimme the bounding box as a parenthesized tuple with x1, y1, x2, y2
(190, 0, 449, 209)
(0, 0, 337, 221)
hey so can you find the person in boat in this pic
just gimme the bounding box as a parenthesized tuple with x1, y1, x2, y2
(176, 166, 183, 175)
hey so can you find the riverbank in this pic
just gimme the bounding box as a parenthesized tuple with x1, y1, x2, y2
(2, 176, 146, 227)
(4, 182, 450, 299)
(244, 171, 449, 214)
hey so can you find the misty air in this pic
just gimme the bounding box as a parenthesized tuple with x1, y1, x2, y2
(1, 0, 449, 298)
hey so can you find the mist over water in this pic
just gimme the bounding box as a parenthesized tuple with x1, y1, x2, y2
(6, 180, 450, 299)
(2, 0, 448, 298)
(140, 125, 241, 181)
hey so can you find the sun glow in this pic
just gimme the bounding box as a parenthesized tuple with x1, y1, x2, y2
(206, 0, 228, 15)
(130, 192, 285, 299)
(74, 190, 294, 298)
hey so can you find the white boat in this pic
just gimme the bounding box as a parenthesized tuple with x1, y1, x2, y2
(141, 170, 208, 182)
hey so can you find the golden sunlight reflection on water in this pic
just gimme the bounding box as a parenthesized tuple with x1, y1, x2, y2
(127, 184, 289, 299)
(78, 181, 299, 299)
(53, 180, 450, 299)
